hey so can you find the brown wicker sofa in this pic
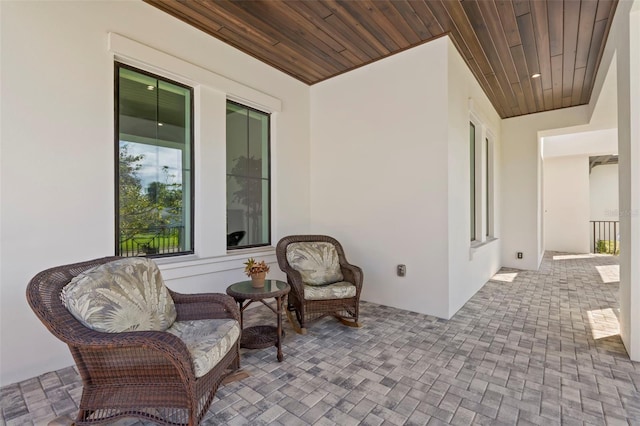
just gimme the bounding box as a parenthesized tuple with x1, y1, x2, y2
(26, 256, 241, 426)
(276, 235, 363, 334)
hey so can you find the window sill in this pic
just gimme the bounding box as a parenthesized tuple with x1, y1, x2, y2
(155, 247, 277, 280)
(226, 246, 275, 256)
(469, 237, 498, 260)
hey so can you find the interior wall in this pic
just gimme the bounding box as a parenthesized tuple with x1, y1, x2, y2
(543, 155, 590, 253)
(309, 38, 451, 318)
(590, 164, 619, 221)
(0, 0, 311, 385)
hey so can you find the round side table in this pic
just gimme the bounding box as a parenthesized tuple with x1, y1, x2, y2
(226, 279, 290, 362)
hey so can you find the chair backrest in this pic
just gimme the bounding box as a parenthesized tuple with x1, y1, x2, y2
(276, 235, 348, 273)
(61, 257, 177, 333)
(26, 256, 122, 344)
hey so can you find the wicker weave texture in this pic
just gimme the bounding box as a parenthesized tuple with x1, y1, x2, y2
(26, 256, 240, 426)
(276, 235, 363, 331)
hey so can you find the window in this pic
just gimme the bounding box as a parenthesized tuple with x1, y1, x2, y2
(226, 101, 271, 249)
(485, 137, 491, 237)
(115, 63, 194, 257)
(470, 122, 476, 241)
(469, 112, 495, 244)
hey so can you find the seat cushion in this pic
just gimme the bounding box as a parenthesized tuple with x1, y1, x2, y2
(286, 242, 344, 285)
(61, 258, 176, 333)
(304, 281, 356, 300)
(166, 319, 240, 378)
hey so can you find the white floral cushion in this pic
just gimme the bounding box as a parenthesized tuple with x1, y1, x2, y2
(167, 319, 240, 378)
(61, 258, 176, 333)
(286, 242, 344, 285)
(303, 281, 356, 300)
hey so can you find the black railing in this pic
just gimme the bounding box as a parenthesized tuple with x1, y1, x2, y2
(119, 226, 185, 257)
(590, 221, 619, 255)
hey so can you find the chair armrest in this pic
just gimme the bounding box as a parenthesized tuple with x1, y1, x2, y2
(169, 291, 240, 322)
(341, 263, 363, 290)
(69, 329, 197, 381)
(282, 266, 305, 299)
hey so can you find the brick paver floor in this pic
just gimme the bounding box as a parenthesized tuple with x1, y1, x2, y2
(2, 252, 638, 425)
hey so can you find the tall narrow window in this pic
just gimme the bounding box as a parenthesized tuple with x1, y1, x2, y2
(226, 101, 271, 249)
(485, 137, 490, 237)
(115, 64, 194, 257)
(470, 122, 476, 241)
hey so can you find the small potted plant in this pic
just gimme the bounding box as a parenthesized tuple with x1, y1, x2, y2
(244, 257, 270, 288)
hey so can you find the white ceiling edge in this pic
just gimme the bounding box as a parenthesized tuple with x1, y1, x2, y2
(542, 128, 618, 158)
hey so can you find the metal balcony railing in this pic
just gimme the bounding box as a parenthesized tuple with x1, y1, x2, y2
(590, 221, 619, 255)
(119, 226, 185, 257)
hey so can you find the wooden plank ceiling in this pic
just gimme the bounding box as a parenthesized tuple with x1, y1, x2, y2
(144, 0, 618, 119)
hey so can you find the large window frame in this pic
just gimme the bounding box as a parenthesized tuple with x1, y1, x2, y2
(114, 62, 195, 258)
(470, 122, 477, 242)
(226, 100, 271, 250)
(470, 112, 495, 245)
(484, 134, 494, 238)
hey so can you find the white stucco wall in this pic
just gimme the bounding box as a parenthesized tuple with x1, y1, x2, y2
(610, 0, 640, 361)
(309, 37, 501, 319)
(543, 155, 590, 253)
(541, 127, 618, 255)
(310, 38, 451, 319)
(590, 164, 619, 221)
(589, 34, 619, 131)
(501, 107, 590, 270)
(544, 128, 618, 158)
(0, 1, 311, 385)
(446, 41, 502, 315)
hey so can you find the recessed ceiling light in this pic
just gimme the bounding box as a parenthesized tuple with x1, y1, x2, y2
(157, 123, 164, 126)
(531, 73, 541, 78)
(147, 85, 155, 90)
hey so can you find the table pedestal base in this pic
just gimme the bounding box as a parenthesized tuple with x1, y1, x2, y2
(226, 280, 290, 362)
(241, 325, 284, 349)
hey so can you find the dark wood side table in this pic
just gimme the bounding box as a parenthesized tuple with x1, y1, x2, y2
(226, 279, 290, 362)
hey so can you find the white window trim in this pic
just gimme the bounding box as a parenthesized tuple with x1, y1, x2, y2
(108, 33, 281, 112)
(485, 128, 496, 239)
(225, 100, 272, 250)
(107, 32, 280, 275)
(469, 102, 496, 247)
(116, 64, 196, 257)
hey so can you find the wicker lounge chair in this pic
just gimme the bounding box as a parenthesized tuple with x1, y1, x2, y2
(276, 235, 363, 334)
(26, 256, 241, 426)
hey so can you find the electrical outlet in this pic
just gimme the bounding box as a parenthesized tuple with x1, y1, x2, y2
(517, 252, 523, 259)
(397, 264, 406, 277)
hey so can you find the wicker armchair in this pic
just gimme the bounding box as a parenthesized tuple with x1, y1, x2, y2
(26, 256, 241, 426)
(276, 235, 363, 334)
